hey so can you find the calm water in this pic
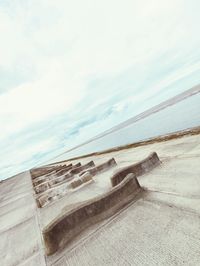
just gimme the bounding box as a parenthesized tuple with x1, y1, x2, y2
(49, 92, 200, 163)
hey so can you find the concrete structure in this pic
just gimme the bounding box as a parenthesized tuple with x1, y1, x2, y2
(1, 129, 200, 265)
(43, 174, 141, 255)
(110, 152, 160, 186)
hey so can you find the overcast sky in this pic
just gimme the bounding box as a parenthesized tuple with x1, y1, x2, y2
(0, 0, 200, 180)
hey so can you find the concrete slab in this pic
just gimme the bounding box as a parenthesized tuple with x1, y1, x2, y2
(45, 134, 200, 218)
(53, 198, 200, 266)
(43, 133, 200, 265)
(0, 172, 46, 266)
(138, 156, 200, 198)
(1, 132, 200, 265)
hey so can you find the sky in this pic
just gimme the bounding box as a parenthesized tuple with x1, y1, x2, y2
(0, 0, 200, 180)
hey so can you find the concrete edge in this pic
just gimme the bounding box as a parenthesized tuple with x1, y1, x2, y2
(111, 152, 161, 187)
(42, 174, 141, 255)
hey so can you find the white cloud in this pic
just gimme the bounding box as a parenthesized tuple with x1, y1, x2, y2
(0, 60, 86, 137)
(0, 0, 200, 179)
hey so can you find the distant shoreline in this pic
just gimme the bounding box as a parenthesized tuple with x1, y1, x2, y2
(44, 125, 200, 166)
(46, 84, 200, 164)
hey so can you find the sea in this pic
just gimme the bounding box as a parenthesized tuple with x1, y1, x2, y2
(47, 85, 200, 163)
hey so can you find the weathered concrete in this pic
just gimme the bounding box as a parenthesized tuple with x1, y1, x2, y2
(36, 173, 94, 208)
(34, 163, 85, 195)
(43, 174, 141, 255)
(0, 172, 46, 266)
(45, 133, 200, 265)
(111, 152, 160, 186)
(55, 164, 74, 177)
(1, 132, 200, 266)
(68, 160, 95, 175)
(32, 164, 75, 187)
(31, 165, 67, 179)
(54, 196, 200, 266)
(34, 159, 115, 206)
(69, 174, 93, 189)
(33, 172, 57, 186)
(79, 158, 117, 177)
(34, 161, 97, 205)
(43, 152, 160, 255)
(36, 182, 70, 208)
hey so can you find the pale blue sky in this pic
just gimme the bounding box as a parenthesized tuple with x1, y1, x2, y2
(0, 0, 200, 179)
